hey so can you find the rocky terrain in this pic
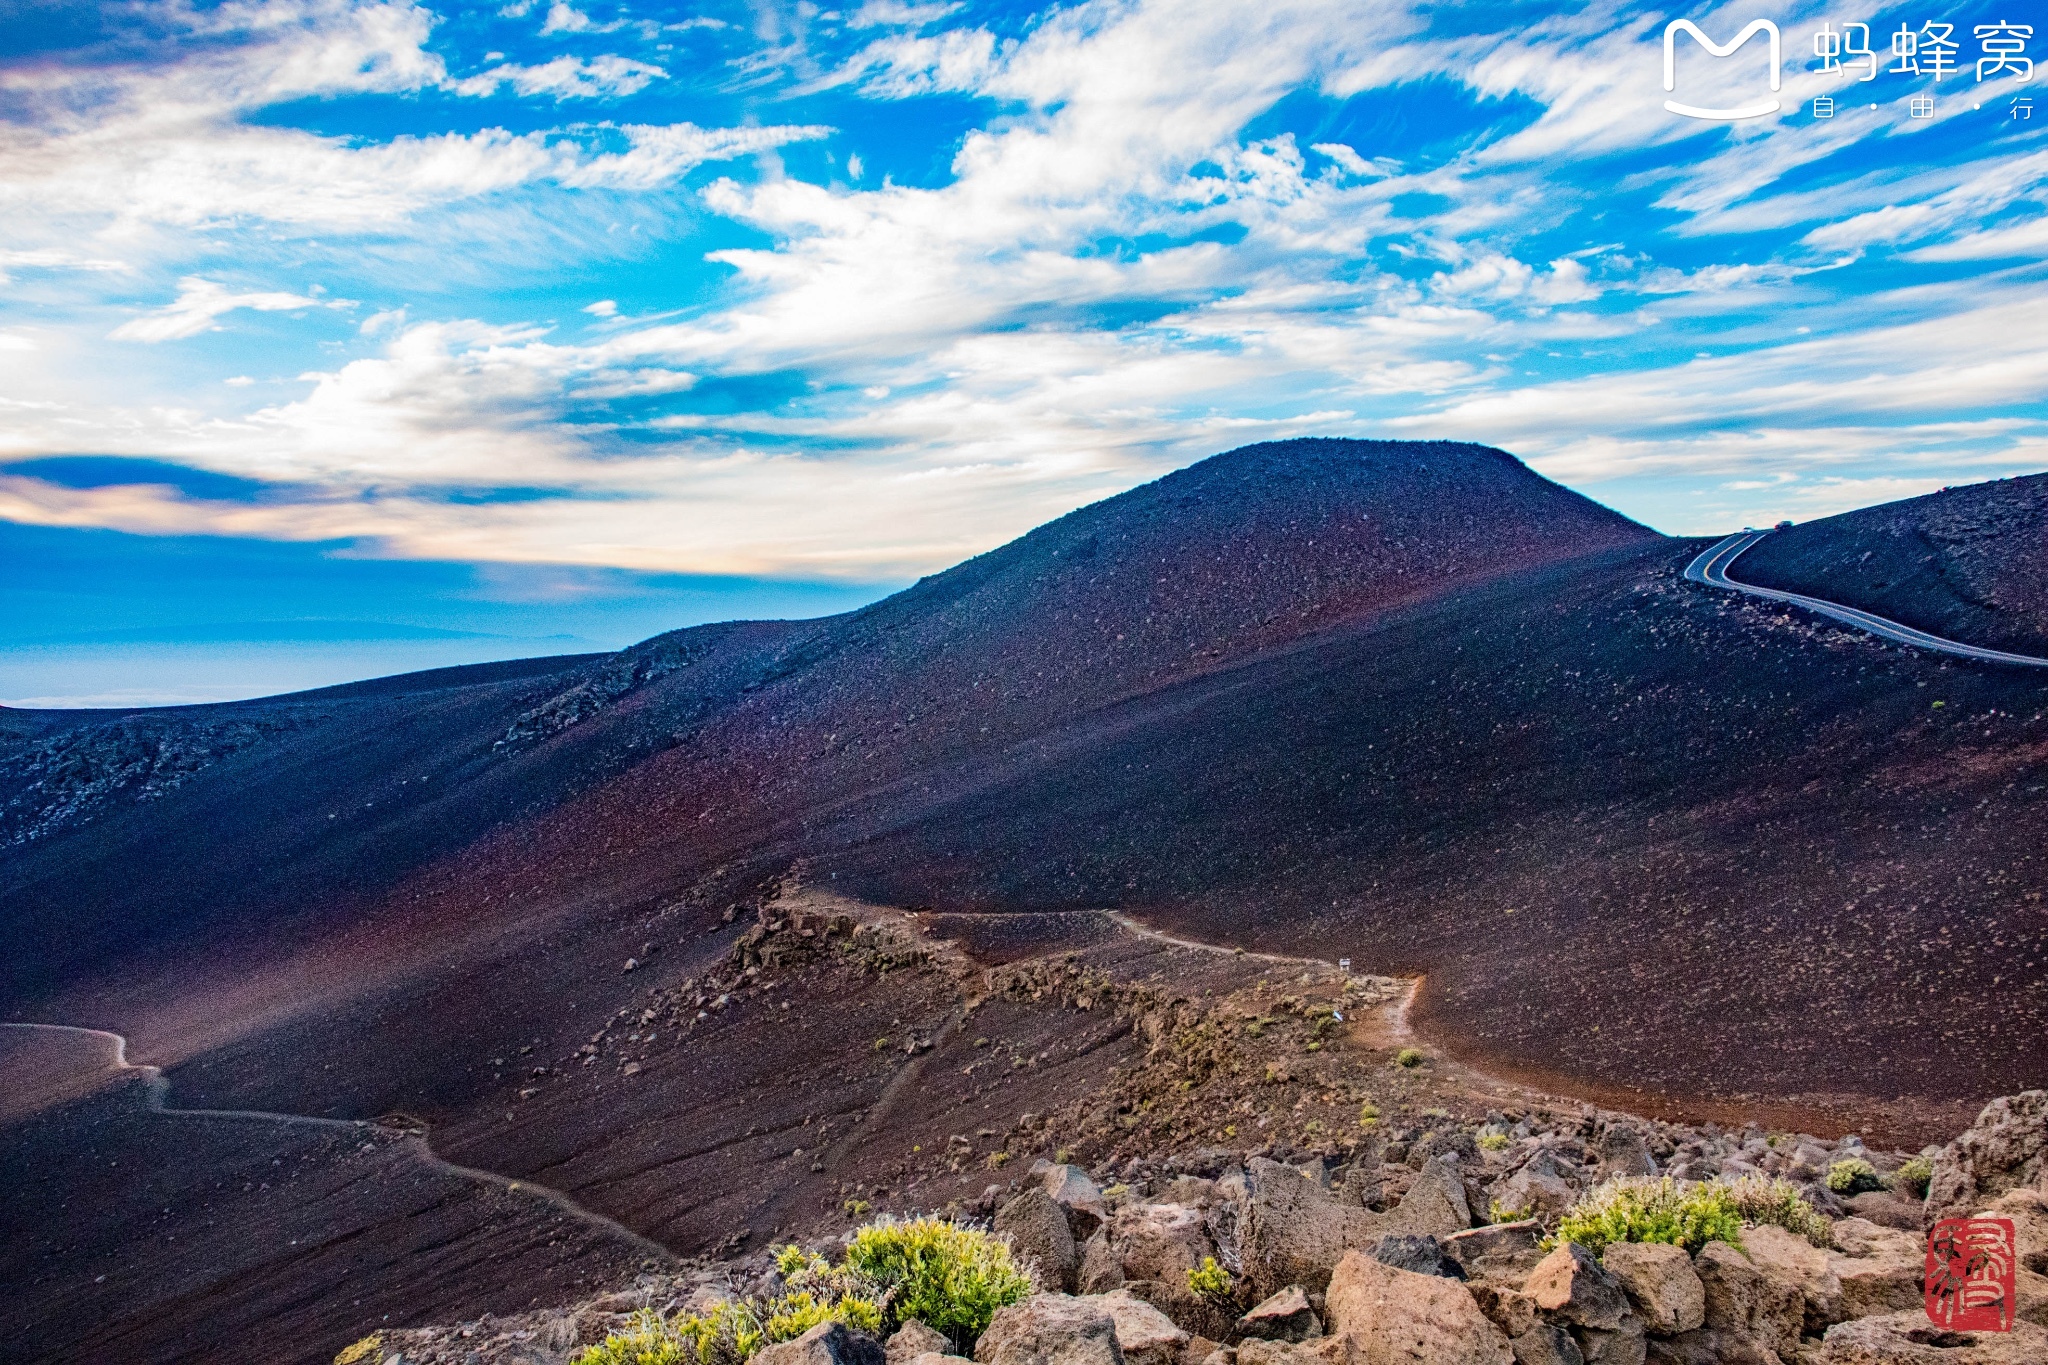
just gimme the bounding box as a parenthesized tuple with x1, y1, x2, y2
(345, 1049, 2048, 1365)
(4, 442, 2046, 1363)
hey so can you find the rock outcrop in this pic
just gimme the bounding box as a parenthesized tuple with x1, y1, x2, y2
(1925, 1091, 2048, 1224)
(1325, 1251, 1514, 1365)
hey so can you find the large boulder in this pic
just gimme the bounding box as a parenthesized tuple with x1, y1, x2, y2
(1740, 1223, 1841, 1336)
(1925, 1091, 2048, 1224)
(1369, 1235, 1462, 1279)
(1825, 1219, 1925, 1324)
(976, 1294, 1124, 1365)
(757, 1322, 888, 1365)
(1235, 1287, 1322, 1344)
(1045, 1166, 1110, 1240)
(1002, 1189, 1082, 1293)
(1239, 1159, 1381, 1296)
(1693, 1241, 1803, 1361)
(1094, 1291, 1189, 1365)
(1523, 1245, 1630, 1332)
(1080, 1230, 1127, 1295)
(1492, 1154, 1578, 1221)
(1382, 1157, 1473, 1238)
(1444, 1222, 1546, 1286)
(1595, 1130, 1656, 1183)
(1325, 1250, 1514, 1365)
(1817, 1311, 2048, 1364)
(1110, 1203, 1216, 1287)
(1598, 1244, 1704, 1336)
(890, 1322, 955, 1364)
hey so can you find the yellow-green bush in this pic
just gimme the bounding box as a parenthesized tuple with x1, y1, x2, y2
(334, 1335, 383, 1365)
(1554, 1178, 1745, 1256)
(843, 1217, 1032, 1347)
(1721, 1175, 1833, 1248)
(1826, 1158, 1883, 1196)
(1892, 1155, 1933, 1197)
(1554, 1175, 1833, 1258)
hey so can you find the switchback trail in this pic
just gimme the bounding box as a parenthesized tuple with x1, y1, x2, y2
(1686, 532, 2048, 668)
(0, 1021, 674, 1262)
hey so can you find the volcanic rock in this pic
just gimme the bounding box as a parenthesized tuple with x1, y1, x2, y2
(976, 1294, 1124, 1365)
(1323, 1250, 1513, 1365)
(1597, 1243, 1703, 1336)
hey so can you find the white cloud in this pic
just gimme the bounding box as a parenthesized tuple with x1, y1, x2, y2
(110, 277, 354, 343)
(583, 299, 620, 317)
(451, 54, 667, 99)
(848, 1, 965, 28)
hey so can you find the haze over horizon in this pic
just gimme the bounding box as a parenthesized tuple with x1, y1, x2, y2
(3, 0, 2043, 703)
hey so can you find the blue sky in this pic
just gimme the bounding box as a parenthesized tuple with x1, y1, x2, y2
(1, 0, 2043, 704)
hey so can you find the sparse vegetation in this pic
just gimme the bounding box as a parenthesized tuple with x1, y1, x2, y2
(1358, 1101, 1380, 1128)
(571, 1224, 1025, 1365)
(334, 1335, 383, 1365)
(1488, 1199, 1530, 1225)
(1827, 1158, 1883, 1195)
(1721, 1175, 1833, 1248)
(574, 1304, 760, 1365)
(1477, 1132, 1510, 1152)
(1395, 1048, 1424, 1068)
(769, 1246, 885, 1339)
(1554, 1177, 1745, 1256)
(842, 1216, 1032, 1347)
(1187, 1255, 1233, 1300)
(1893, 1155, 1933, 1197)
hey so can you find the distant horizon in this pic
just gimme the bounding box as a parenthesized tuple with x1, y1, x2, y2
(5, 0, 2042, 703)
(8, 446, 2038, 709)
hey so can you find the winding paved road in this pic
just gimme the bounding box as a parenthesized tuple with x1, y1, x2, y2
(1685, 531, 2048, 668)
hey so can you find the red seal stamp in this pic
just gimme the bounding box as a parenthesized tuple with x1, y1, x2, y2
(1924, 1217, 2016, 1332)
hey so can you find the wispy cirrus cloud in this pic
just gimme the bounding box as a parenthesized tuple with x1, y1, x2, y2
(1, 0, 2043, 586)
(109, 277, 355, 342)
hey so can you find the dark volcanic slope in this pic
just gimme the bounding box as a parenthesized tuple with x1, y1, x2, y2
(1, 439, 1649, 1011)
(1735, 472, 2048, 656)
(5, 442, 2047, 1362)
(817, 537, 2048, 1123)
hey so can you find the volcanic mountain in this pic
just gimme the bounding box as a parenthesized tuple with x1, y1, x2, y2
(3, 439, 2046, 1364)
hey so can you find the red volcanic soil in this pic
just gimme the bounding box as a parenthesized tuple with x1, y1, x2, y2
(1735, 472, 2048, 656)
(818, 538, 2048, 1132)
(4, 440, 2047, 1361)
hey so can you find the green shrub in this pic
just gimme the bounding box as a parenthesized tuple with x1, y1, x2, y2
(1488, 1199, 1531, 1225)
(1187, 1255, 1233, 1300)
(1553, 1178, 1745, 1257)
(765, 1246, 888, 1341)
(1827, 1158, 1883, 1196)
(1358, 1102, 1380, 1128)
(1721, 1176, 1833, 1248)
(1892, 1156, 1933, 1197)
(764, 1291, 883, 1342)
(1395, 1048, 1424, 1068)
(844, 1217, 1032, 1347)
(575, 1307, 731, 1365)
(1477, 1132, 1510, 1152)
(334, 1336, 383, 1365)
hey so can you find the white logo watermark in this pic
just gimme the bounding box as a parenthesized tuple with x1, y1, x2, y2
(1664, 18, 1784, 119)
